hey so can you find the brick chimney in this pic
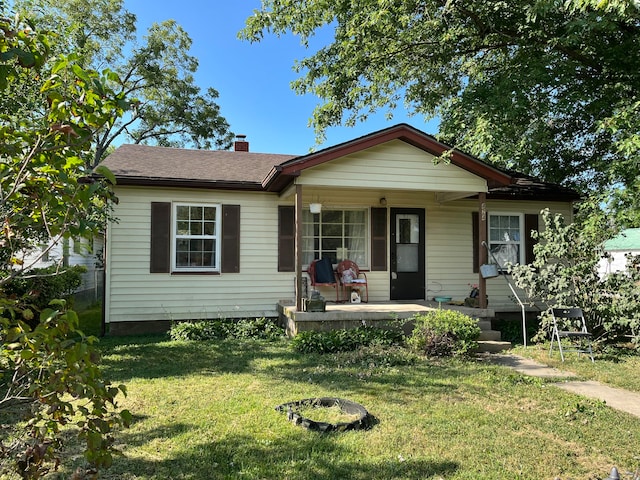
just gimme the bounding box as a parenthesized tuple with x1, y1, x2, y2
(234, 134, 249, 152)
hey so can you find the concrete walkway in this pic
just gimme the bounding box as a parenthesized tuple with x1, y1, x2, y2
(489, 354, 640, 418)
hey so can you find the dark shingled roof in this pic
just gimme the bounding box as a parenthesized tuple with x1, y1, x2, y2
(102, 125, 580, 202)
(486, 171, 581, 202)
(102, 144, 296, 189)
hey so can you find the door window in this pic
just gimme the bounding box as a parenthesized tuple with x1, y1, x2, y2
(395, 214, 419, 272)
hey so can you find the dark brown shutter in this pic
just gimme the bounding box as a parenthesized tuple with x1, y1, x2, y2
(524, 213, 539, 265)
(221, 205, 240, 273)
(371, 207, 387, 271)
(472, 211, 479, 273)
(150, 202, 171, 273)
(278, 206, 295, 272)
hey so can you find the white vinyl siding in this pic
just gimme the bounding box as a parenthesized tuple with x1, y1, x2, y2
(105, 140, 576, 327)
(106, 187, 294, 324)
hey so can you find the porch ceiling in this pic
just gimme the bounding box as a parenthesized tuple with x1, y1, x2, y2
(435, 191, 477, 203)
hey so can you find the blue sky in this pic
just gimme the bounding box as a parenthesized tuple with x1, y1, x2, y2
(126, 0, 439, 154)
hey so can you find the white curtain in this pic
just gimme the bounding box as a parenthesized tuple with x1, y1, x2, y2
(491, 232, 519, 267)
(345, 210, 366, 266)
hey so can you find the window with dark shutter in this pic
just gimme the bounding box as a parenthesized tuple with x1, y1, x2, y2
(278, 206, 295, 272)
(150, 201, 239, 274)
(473, 211, 540, 271)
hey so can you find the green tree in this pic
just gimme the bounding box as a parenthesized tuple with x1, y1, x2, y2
(510, 209, 640, 346)
(13, 0, 234, 167)
(1, 13, 130, 478)
(0, 12, 122, 279)
(241, 0, 640, 226)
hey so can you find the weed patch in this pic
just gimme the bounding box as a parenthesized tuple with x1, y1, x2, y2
(169, 317, 284, 341)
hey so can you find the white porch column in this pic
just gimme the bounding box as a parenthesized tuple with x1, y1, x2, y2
(478, 192, 488, 309)
(295, 184, 303, 311)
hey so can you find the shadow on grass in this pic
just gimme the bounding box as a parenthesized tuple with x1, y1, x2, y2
(103, 424, 459, 480)
(97, 336, 484, 404)
(97, 336, 322, 382)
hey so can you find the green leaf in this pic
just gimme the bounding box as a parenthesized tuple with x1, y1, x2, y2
(94, 164, 116, 184)
(120, 409, 133, 427)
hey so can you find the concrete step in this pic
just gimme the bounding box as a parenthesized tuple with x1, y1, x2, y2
(479, 329, 502, 341)
(476, 340, 512, 353)
(477, 320, 492, 331)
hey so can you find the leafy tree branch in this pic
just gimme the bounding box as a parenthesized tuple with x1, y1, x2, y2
(14, 0, 234, 167)
(241, 0, 640, 226)
(1, 12, 131, 478)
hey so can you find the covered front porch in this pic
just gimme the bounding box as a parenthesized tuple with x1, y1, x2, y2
(269, 125, 571, 341)
(278, 299, 489, 331)
(271, 128, 511, 313)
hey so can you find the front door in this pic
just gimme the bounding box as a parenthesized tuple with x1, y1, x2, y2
(390, 208, 425, 300)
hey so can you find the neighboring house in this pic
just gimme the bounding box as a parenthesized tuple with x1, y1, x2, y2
(102, 124, 580, 335)
(23, 236, 104, 305)
(598, 228, 640, 276)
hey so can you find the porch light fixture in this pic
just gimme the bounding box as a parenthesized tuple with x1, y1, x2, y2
(379, 197, 387, 206)
(309, 203, 322, 214)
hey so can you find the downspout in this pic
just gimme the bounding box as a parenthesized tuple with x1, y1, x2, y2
(100, 228, 107, 337)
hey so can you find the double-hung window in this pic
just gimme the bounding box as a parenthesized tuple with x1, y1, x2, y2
(173, 203, 220, 272)
(488, 213, 524, 268)
(302, 208, 368, 267)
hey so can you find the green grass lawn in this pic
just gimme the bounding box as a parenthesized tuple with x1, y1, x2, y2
(77, 302, 103, 337)
(64, 335, 640, 480)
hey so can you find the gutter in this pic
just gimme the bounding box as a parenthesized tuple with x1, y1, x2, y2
(114, 176, 264, 191)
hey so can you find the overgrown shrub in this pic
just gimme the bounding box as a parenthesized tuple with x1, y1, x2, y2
(0, 298, 131, 478)
(169, 319, 231, 341)
(169, 317, 284, 341)
(290, 325, 404, 354)
(3, 265, 86, 312)
(233, 317, 284, 339)
(330, 344, 418, 369)
(407, 310, 481, 357)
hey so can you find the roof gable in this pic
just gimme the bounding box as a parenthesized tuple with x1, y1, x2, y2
(294, 139, 488, 192)
(101, 124, 579, 202)
(265, 123, 513, 191)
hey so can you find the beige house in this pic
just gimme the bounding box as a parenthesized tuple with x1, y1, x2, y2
(102, 124, 579, 335)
